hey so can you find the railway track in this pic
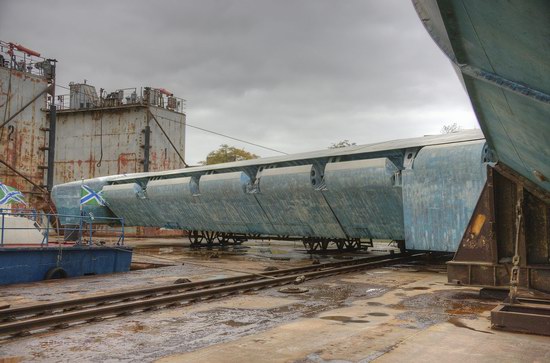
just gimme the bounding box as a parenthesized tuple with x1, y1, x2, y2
(0, 252, 428, 339)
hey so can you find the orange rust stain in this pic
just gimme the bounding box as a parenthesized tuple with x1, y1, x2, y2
(89, 157, 96, 178)
(445, 302, 497, 315)
(0, 355, 24, 362)
(117, 153, 137, 174)
(471, 214, 486, 236)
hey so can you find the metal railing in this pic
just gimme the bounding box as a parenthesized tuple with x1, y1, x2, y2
(51, 86, 186, 113)
(0, 208, 125, 247)
(0, 40, 52, 79)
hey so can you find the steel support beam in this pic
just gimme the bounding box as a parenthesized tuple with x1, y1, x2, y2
(448, 163, 550, 293)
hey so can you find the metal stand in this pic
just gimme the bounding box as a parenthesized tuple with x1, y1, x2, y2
(492, 297, 550, 336)
(447, 163, 550, 335)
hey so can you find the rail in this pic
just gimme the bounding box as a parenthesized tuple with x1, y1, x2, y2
(0, 252, 428, 338)
(0, 209, 125, 247)
(0, 40, 53, 79)
(52, 86, 186, 113)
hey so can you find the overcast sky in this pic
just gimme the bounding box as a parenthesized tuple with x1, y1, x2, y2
(0, 0, 478, 165)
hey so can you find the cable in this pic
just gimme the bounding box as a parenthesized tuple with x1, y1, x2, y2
(151, 112, 288, 155)
(54, 83, 288, 155)
(143, 107, 288, 155)
(186, 123, 288, 155)
(1, 61, 12, 131)
(148, 109, 188, 167)
(96, 111, 103, 168)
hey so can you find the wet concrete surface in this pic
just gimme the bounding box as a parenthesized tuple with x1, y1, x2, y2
(1, 240, 549, 362)
(0, 239, 324, 306)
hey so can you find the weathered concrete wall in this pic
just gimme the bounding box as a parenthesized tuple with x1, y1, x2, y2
(0, 66, 48, 195)
(148, 106, 186, 172)
(53, 105, 186, 185)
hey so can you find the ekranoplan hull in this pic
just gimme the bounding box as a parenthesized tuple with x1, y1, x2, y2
(52, 131, 490, 252)
(413, 0, 550, 194)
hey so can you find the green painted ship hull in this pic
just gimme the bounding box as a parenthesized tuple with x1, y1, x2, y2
(413, 0, 550, 193)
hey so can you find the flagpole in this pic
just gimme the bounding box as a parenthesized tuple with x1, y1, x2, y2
(79, 178, 84, 245)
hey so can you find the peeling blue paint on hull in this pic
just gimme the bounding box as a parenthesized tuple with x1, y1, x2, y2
(0, 246, 132, 285)
(413, 0, 550, 194)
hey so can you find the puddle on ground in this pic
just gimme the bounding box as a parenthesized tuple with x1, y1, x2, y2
(391, 289, 500, 330)
(367, 312, 389, 317)
(135, 241, 329, 266)
(132, 240, 396, 275)
(222, 319, 254, 327)
(366, 302, 384, 306)
(306, 284, 355, 303)
(450, 291, 498, 301)
(402, 286, 430, 291)
(320, 316, 369, 323)
(130, 262, 173, 271)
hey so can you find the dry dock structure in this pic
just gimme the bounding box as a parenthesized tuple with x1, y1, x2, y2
(1, 0, 550, 360)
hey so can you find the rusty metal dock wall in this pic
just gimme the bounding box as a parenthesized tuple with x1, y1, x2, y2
(53, 105, 186, 185)
(0, 66, 49, 202)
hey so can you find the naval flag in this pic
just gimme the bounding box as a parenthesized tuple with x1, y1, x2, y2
(0, 182, 27, 205)
(80, 185, 106, 206)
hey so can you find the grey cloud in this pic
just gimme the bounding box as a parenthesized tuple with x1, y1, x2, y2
(0, 0, 478, 164)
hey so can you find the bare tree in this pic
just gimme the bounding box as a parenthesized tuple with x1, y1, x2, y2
(329, 140, 357, 149)
(440, 122, 462, 134)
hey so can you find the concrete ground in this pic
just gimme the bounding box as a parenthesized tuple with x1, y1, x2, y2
(0, 239, 549, 363)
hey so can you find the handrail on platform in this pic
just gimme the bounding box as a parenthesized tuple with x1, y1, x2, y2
(0, 209, 125, 247)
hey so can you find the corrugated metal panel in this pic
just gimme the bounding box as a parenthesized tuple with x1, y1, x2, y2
(145, 177, 208, 230)
(196, 172, 272, 234)
(101, 183, 163, 227)
(255, 165, 346, 238)
(402, 140, 488, 251)
(322, 158, 404, 239)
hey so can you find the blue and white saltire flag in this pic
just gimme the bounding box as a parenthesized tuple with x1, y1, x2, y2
(80, 185, 106, 206)
(0, 182, 27, 205)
